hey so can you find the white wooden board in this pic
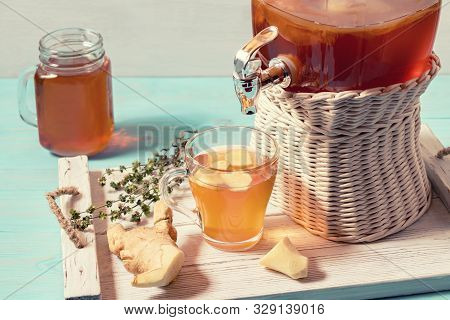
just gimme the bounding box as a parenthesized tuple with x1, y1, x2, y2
(91, 191, 450, 300)
(59, 126, 450, 299)
(420, 125, 450, 210)
(58, 156, 101, 300)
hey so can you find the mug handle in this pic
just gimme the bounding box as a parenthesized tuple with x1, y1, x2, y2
(159, 167, 202, 228)
(17, 65, 38, 127)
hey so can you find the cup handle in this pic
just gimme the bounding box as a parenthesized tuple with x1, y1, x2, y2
(159, 167, 202, 228)
(17, 65, 38, 127)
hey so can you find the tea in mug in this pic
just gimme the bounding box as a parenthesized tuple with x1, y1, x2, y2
(189, 147, 276, 251)
(34, 57, 114, 156)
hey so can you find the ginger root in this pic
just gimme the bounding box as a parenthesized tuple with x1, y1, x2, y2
(107, 200, 184, 287)
(260, 237, 308, 279)
(225, 148, 255, 169)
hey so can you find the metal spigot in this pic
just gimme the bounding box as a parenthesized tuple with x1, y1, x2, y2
(233, 26, 291, 115)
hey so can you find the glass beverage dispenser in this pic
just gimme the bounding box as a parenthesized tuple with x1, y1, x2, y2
(234, 0, 441, 114)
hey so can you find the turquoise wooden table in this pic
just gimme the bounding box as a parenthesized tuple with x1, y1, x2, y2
(0, 76, 449, 300)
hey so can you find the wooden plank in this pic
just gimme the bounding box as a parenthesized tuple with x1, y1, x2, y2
(420, 124, 450, 211)
(58, 156, 101, 300)
(0, 1, 449, 77)
(89, 170, 450, 300)
(0, 0, 252, 77)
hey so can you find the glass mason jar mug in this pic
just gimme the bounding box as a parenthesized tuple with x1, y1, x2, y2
(160, 126, 279, 251)
(18, 28, 114, 156)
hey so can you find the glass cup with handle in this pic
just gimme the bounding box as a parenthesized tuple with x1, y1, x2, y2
(160, 126, 279, 251)
(18, 27, 114, 156)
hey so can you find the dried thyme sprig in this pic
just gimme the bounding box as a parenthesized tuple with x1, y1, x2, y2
(70, 130, 194, 230)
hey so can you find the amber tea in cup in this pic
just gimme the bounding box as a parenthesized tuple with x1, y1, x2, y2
(18, 28, 114, 156)
(190, 146, 276, 250)
(160, 127, 279, 251)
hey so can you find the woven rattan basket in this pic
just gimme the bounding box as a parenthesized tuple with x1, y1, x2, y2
(254, 54, 441, 243)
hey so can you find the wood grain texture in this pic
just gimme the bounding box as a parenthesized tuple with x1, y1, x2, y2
(0, 77, 449, 300)
(58, 156, 101, 299)
(90, 172, 450, 300)
(420, 125, 450, 211)
(0, 0, 251, 77)
(0, 0, 449, 77)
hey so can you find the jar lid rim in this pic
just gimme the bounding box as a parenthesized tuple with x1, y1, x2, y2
(39, 27, 103, 58)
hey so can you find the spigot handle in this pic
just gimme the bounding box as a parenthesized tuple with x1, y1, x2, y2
(234, 26, 279, 77)
(233, 26, 291, 115)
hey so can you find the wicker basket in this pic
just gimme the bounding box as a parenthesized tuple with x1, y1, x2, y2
(254, 54, 441, 243)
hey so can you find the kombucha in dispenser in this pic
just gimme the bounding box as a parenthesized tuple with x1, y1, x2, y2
(233, 0, 441, 242)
